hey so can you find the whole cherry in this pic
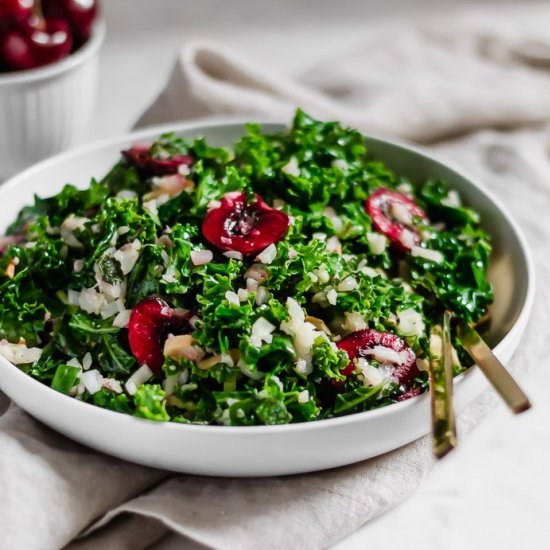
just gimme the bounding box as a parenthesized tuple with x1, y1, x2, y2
(41, 0, 98, 44)
(0, 15, 72, 71)
(0, 0, 34, 20)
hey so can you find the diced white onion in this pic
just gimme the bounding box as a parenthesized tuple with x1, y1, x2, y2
(82, 352, 92, 371)
(67, 290, 80, 306)
(162, 264, 178, 284)
(337, 276, 358, 292)
(298, 389, 310, 403)
(399, 229, 417, 250)
(441, 190, 461, 208)
(82, 369, 103, 395)
(390, 202, 413, 225)
(313, 267, 330, 283)
(225, 291, 240, 306)
(367, 232, 387, 255)
(396, 182, 413, 195)
(282, 157, 300, 177)
(326, 236, 342, 254)
(102, 378, 123, 393)
(411, 246, 444, 263)
(191, 249, 213, 266)
(113, 309, 132, 328)
(281, 298, 325, 371)
(79, 287, 105, 315)
(331, 159, 348, 171)
(356, 358, 397, 387)
(397, 308, 425, 338)
(295, 359, 313, 376)
(365, 345, 409, 365)
(100, 300, 121, 320)
(143, 200, 158, 217)
(0, 342, 42, 365)
(178, 164, 191, 176)
(125, 365, 153, 395)
(67, 357, 82, 369)
(250, 317, 276, 348)
(60, 215, 89, 248)
(178, 369, 189, 385)
(255, 286, 269, 306)
(73, 259, 85, 273)
(223, 250, 243, 261)
(256, 244, 277, 265)
(342, 312, 367, 333)
(113, 240, 141, 275)
(246, 278, 259, 292)
(237, 288, 249, 302)
(326, 289, 338, 305)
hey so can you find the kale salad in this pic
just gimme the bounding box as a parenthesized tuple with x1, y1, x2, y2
(0, 110, 493, 425)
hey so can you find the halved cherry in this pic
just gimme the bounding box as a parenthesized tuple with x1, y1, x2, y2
(366, 187, 426, 251)
(396, 386, 421, 401)
(128, 296, 191, 374)
(336, 328, 419, 387)
(121, 144, 193, 178)
(202, 191, 289, 257)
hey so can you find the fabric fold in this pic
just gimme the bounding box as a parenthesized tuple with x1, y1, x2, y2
(137, 7, 550, 143)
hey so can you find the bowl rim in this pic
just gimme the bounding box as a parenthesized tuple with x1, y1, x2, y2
(0, 117, 536, 435)
(0, 19, 106, 86)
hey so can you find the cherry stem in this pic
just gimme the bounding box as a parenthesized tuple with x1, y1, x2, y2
(31, 0, 45, 29)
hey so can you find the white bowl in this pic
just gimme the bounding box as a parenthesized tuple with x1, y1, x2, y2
(0, 21, 106, 179)
(0, 119, 535, 477)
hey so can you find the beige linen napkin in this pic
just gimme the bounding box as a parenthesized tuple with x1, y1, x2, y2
(1, 5, 550, 550)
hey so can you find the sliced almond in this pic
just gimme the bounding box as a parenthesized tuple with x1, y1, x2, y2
(164, 334, 197, 360)
(197, 354, 222, 370)
(4, 259, 16, 279)
(166, 395, 186, 408)
(305, 315, 332, 335)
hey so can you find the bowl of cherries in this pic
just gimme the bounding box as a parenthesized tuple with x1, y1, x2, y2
(0, 0, 104, 178)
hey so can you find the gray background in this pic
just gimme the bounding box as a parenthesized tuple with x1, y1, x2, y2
(94, 0, 520, 140)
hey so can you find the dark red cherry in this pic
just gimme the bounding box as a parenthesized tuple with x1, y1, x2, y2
(336, 328, 419, 387)
(0, 234, 25, 256)
(128, 297, 191, 374)
(396, 386, 421, 401)
(42, 0, 98, 44)
(202, 191, 289, 257)
(121, 144, 194, 178)
(0, 0, 34, 19)
(0, 16, 72, 71)
(366, 187, 426, 251)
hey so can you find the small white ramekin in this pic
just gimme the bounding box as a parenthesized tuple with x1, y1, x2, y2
(0, 21, 106, 179)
